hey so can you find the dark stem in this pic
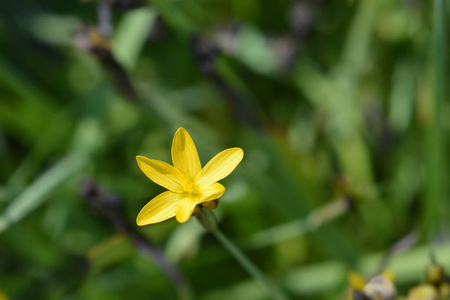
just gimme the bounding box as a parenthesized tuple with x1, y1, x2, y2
(79, 179, 186, 288)
(190, 35, 262, 130)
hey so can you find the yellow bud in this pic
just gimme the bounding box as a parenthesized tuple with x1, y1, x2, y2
(438, 282, 450, 297)
(425, 264, 444, 284)
(407, 284, 438, 300)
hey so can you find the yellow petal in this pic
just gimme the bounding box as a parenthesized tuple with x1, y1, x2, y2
(200, 182, 225, 203)
(136, 156, 186, 193)
(175, 196, 198, 223)
(196, 148, 243, 189)
(380, 270, 394, 282)
(171, 127, 201, 180)
(348, 271, 366, 291)
(136, 191, 184, 225)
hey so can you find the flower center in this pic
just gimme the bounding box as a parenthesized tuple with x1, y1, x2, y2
(184, 180, 198, 195)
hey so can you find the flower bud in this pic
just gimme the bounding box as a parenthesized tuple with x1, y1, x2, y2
(196, 206, 218, 232)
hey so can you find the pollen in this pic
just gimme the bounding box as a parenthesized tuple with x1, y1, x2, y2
(184, 180, 196, 195)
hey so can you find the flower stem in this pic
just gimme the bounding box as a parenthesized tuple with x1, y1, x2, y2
(196, 207, 289, 300)
(213, 229, 288, 300)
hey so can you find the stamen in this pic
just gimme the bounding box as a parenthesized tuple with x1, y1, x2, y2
(185, 180, 195, 194)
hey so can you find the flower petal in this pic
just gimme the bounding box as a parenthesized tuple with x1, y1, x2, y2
(175, 196, 198, 223)
(136, 156, 186, 193)
(136, 191, 184, 225)
(171, 127, 202, 180)
(200, 182, 225, 203)
(196, 148, 243, 189)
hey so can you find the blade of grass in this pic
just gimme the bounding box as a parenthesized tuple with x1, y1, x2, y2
(112, 7, 156, 70)
(239, 198, 349, 250)
(0, 151, 89, 234)
(146, 0, 195, 34)
(0, 119, 103, 234)
(423, 0, 447, 237)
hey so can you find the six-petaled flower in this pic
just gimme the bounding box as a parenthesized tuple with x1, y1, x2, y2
(136, 127, 243, 225)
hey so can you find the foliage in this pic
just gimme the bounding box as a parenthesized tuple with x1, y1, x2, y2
(0, 0, 447, 299)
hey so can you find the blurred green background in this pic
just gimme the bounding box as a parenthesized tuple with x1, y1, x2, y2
(0, 0, 448, 299)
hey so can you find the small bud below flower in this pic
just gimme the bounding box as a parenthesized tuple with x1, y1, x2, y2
(196, 205, 218, 233)
(202, 199, 219, 210)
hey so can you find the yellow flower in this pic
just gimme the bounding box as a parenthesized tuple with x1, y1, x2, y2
(136, 127, 244, 225)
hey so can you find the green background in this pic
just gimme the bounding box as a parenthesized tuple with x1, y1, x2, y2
(0, 0, 448, 299)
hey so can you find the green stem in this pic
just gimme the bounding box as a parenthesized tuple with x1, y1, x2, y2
(196, 207, 289, 300)
(424, 0, 447, 237)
